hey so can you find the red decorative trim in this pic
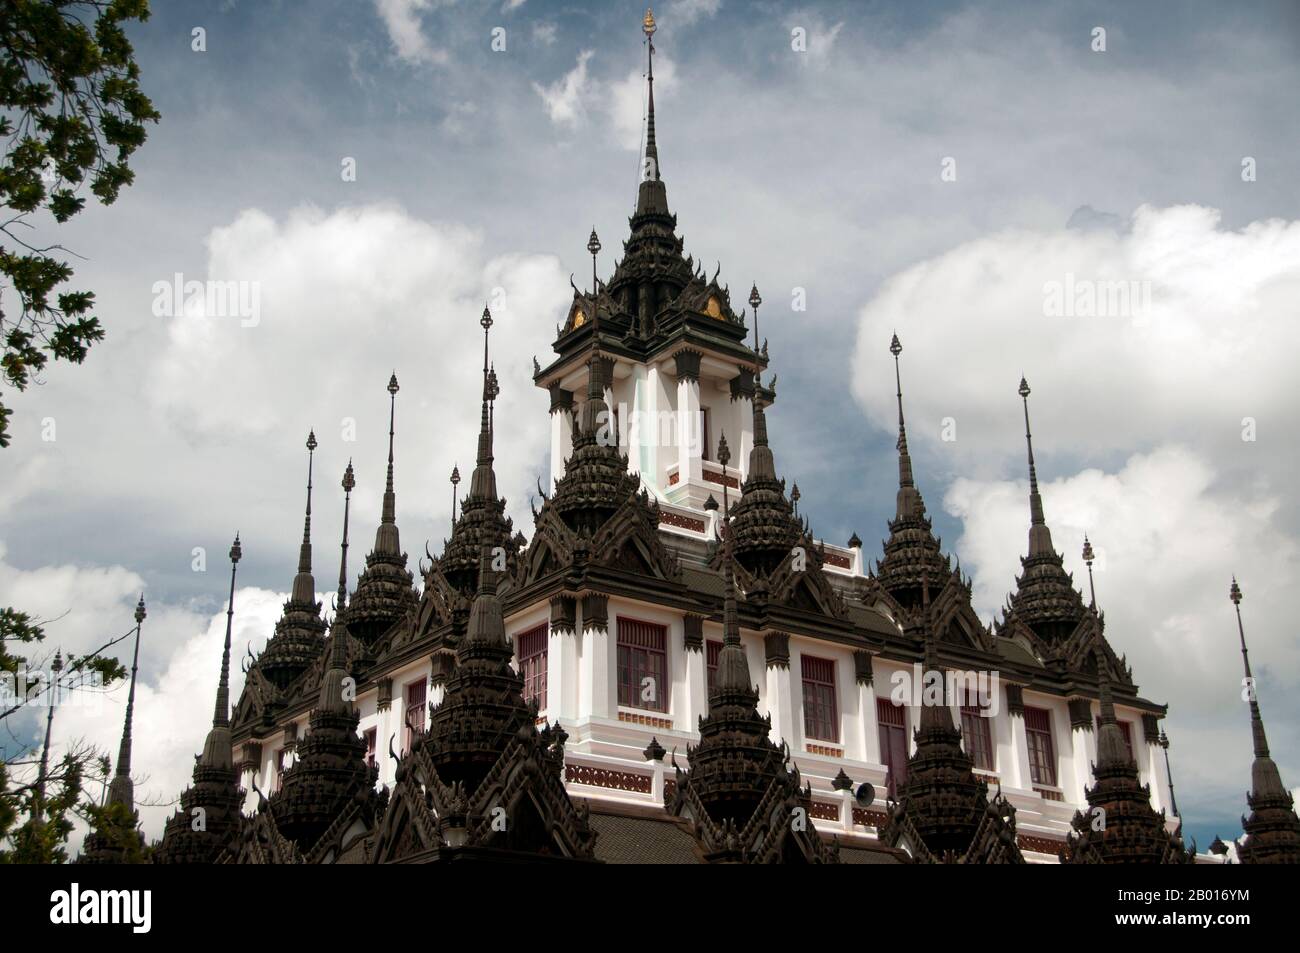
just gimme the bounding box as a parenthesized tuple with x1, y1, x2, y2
(565, 764, 653, 794)
(618, 710, 674, 731)
(852, 807, 888, 827)
(1034, 786, 1065, 802)
(822, 551, 851, 569)
(1017, 833, 1064, 854)
(702, 469, 739, 489)
(659, 510, 705, 532)
(668, 472, 680, 486)
(810, 801, 839, 821)
(805, 742, 843, 758)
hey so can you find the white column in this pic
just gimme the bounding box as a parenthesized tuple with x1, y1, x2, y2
(578, 595, 612, 720)
(677, 371, 702, 485)
(1007, 687, 1034, 791)
(764, 634, 797, 751)
(685, 648, 706, 729)
(549, 393, 573, 490)
(548, 617, 579, 724)
(1068, 700, 1097, 803)
(860, 676, 881, 764)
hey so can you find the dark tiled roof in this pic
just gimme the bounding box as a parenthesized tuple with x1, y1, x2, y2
(588, 812, 703, 864)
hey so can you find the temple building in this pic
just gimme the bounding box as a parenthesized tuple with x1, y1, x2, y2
(130, 9, 1295, 865)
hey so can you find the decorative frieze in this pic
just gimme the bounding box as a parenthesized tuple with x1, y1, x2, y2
(729, 371, 755, 403)
(429, 652, 456, 687)
(763, 631, 790, 669)
(282, 723, 298, 750)
(1006, 683, 1025, 717)
(549, 594, 576, 634)
(1018, 833, 1065, 855)
(376, 677, 393, 712)
(238, 742, 262, 774)
(682, 613, 704, 652)
(822, 550, 851, 569)
(581, 593, 609, 632)
(1068, 697, 1094, 730)
(548, 382, 573, 415)
(1142, 712, 1161, 745)
(702, 468, 739, 490)
(809, 800, 839, 821)
(806, 742, 842, 758)
(853, 649, 875, 686)
(659, 510, 705, 533)
(673, 348, 702, 382)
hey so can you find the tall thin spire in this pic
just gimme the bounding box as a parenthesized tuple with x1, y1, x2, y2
(471, 306, 498, 500)
(746, 284, 773, 472)
(1230, 577, 1300, 863)
(214, 536, 239, 730)
(891, 333, 923, 520)
(1083, 535, 1097, 608)
(292, 432, 317, 601)
(378, 375, 399, 546)
(642, 8, 659, 181)
(107, 595, 146, 809)
(338, 462, 354, 611)
(1019, 377, 1054, 557)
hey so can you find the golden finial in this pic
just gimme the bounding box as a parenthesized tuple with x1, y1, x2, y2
(643, 8, 656, 37)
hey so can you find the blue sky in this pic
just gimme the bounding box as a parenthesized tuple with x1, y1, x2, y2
(2, 0, 1298, 851)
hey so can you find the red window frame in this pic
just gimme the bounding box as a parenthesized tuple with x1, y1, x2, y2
(877, 698, 908, 798)
(1024, 705, 1057, 786)
(960, 692, 995, 771)
(517, 623, 549, 710)
(617, 617, 668, 712)
(801, 655, 839, 743)
(705, 639, 722, 692)
(403, 678, 426, 753)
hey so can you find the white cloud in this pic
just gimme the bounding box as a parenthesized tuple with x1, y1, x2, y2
(533, 50, 594, 126)
(373, 0, 448, 65)
(669, 0, 721, 27)
(851, 205, 1300, 478)
(608, 54, 677, 151)
(532, 21, 557, 46)
(944, 445, 1299, 831)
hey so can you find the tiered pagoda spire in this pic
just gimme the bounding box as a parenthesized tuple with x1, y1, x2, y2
(155, 537, 245, 864)
(873, 334, 951, 610)
(671, 521, 834, 863)
(80, 596, 149, 864)
(349, 375, 418, 642)
(1229, 579, 1300, 863)
(1001, 379, 1086, 643)
(1063, 663, 1188, 864)
(440, 308, 518, 593)
(726, 285, 800, 576)
(257, 433, 328, 690)
(268, 465, 377, 854)
(368, 545, 596, 861)
(879, 621, 1023, 863)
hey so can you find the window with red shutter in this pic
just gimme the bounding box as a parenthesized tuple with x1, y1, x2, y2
(617, 618, 668, 712)
(960, 690, 995, 771)
(403, 679, 426, 753)
(705, 639, 722, 692)
(517, 623, 549, 709)
(877, 698, 908, 798)
(801, 655, 838, 742)
(1024, 705, 1057, 786)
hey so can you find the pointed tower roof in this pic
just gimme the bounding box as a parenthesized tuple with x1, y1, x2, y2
(1064, 661, 1188, 864)
(79, 596, 149, 864)
(874, 333, 951, 609)
(441, 308, 519, 593)
(258, 432, 328, 690)
(107, 594, 146, 810)
(424, 546, 535, 794)
(1230, 579, 1300, 864)
(270, 470, 377, 851)
(1003, 378, 1086, 642)
(155, 537, 245, 864)
(350, 375, 418, 642)
(726, 285, 800, 575)
(879, 616, 1022, 862)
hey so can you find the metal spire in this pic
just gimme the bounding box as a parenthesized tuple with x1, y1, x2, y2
(298, 431, 317, 574)
(470, 307, 498, 500)
(380, 375, 398, 535)
(108, 595, 146, 809)
(1083, 535, 1097, 608)
(1159, 730, 1180, 818)
(717, 431, 731, 520)
(642, 8, 659, 181)
(338, 462, 355, 611)
(212, 537, 240, 731)
(1231, 578, 1271, 762)
(588, 228, 601, 344)
(450, 463, 460, 526)
(1019, 377, 1055, 557)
